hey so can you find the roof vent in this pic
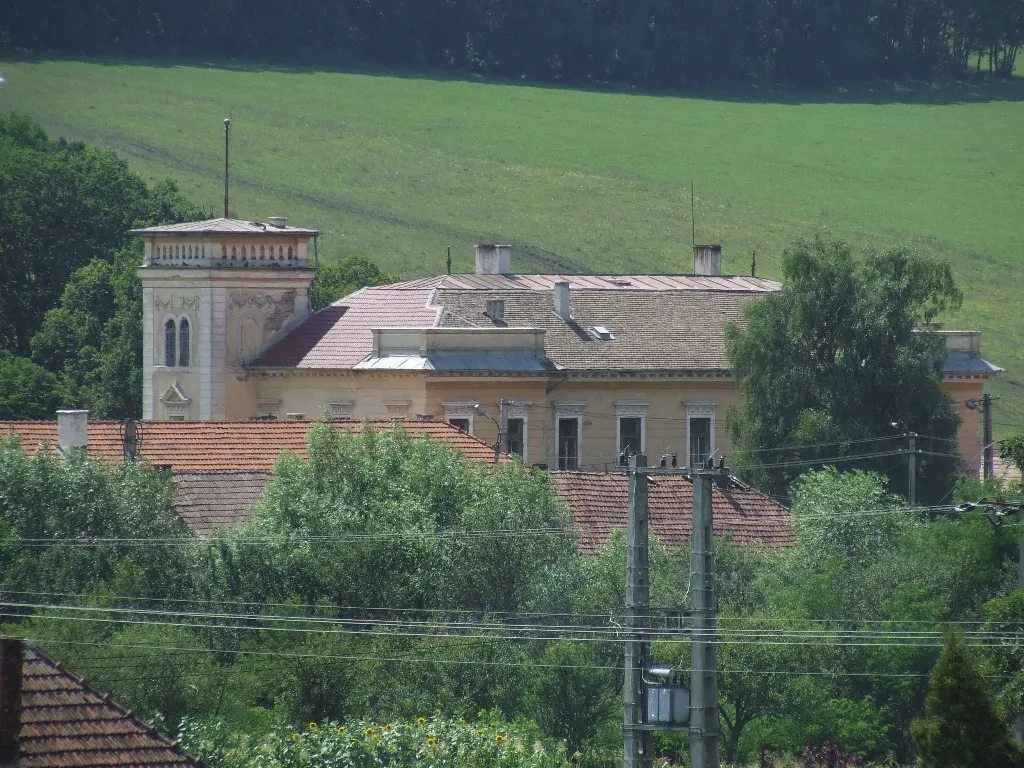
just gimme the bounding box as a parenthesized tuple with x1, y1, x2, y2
(591, 326, 614, 340)
(474, 244, 512, 275)
(485, 299, 505, 323)
(693, 244, 723, 276)
(267, 216, 288, 229)
(285, 412, 306, 420)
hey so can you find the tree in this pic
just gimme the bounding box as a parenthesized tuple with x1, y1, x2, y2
(311, 254, 395, 311)
(911, 631, 1022, 767)
(726, 236, 963, 504)
(0, 352, 73, 419)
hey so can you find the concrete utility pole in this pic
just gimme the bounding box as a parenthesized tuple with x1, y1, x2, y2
(907, 432, 917, 506)
(624, 454, 653, 768)
(982, 393, 994, 479)
(690, 463, 720, 768)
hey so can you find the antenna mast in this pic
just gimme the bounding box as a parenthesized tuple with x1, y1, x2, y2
(690, 180, 696, 247)
(223, 118, 231, 218)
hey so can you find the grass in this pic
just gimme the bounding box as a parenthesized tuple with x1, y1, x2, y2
(0, 57, 1022, 439)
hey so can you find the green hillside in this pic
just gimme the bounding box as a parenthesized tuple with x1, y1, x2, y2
(1, 58, 1021, 439)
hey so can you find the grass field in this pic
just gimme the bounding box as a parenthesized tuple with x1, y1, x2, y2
(0, 58, 1021, 440)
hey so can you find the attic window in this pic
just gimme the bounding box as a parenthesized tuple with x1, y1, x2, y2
(591, 326, 614, 341)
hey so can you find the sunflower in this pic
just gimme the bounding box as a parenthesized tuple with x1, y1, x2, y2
(364, 727, 375, 737)
(290, 733, 300, 741)
(495, 734, 506, 744)
(308, 722, 318, 731)
(337, 727, 345, 734)
(383, 724, 393, 732)
(417, 716, 426, 726)
(426, 737, 437, 747)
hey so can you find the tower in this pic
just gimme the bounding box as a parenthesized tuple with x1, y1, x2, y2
(132, 217, 318, 420)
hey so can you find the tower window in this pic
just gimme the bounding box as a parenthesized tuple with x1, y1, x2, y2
(242, 246, 247, 259)
(287, 246, 293, 260)
(260, 246, 265, 260)
(222, 245, 227, 259)
(278, 246, 283, 260)
(178, 318, 191, 367)
(164, 319, 177, 367)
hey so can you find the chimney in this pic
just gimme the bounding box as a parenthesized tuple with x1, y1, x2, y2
(0, 638, 23, 768)
(485, 299, 505, 323)
(693, 244, 723, 276)
(266, 216, 288, 229)
(474, 244, 512, 275)
(57, 410, 89, 453)
(553, 282, 571, 321)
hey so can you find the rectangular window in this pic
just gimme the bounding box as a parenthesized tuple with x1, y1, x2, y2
(449, 417, 470, 433)
(557, 417, 579, 470)
(618, 416, 643, 463)
(689, 417, 712, 468)
(506, 417, 525, 457)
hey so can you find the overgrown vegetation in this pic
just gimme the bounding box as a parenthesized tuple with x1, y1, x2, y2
(1, 425, 1022, 766)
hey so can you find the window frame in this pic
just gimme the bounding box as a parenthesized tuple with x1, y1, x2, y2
(684, 400, 718, 469)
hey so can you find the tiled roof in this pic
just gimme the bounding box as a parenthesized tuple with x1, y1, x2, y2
(437, 289, 757, 370)
(173, 471, 273, 535)
(253, 275, 775, 372)
(389, 274, 781, 292)
(130, 217, 318, 236)
(20, 645, 201, 768)
(553, 471, 794, 554)
(0, 419, 501, 472)
(255, 287, 442, 368)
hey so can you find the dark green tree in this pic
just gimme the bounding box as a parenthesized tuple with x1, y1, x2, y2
(0, 352, 73, 419)
(726, 236, 963, 504)
(911, 631, 1022, 767)
(311, 254, 395, 310)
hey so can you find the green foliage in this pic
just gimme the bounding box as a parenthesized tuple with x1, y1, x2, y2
(0, 436, 194, 598)
(311, 255, 395, 310)
(0, 352, 73, 418)
(1, 0, 1020, 86)
(1000, 435, 1024, 477)
(911, 631, 1022, 767)
(726, 236, 962, 504)
(981, 590, 1024, 725)
(177, 713, 573, 768)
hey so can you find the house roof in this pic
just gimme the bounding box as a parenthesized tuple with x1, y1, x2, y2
(19, 644, 201, 768)
(0, 419, 502, 472)
(159, 467, 793, 551)
(253, 275, 777, 372)
(130, 217, 318, 237)
(173, 471, 273, 535)
(552, 471, 795, 554)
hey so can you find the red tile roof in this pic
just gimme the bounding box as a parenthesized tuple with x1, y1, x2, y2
(553, 471, 794, 553)
(255, 287, 441, 368)
(19, 644, 201, 767)
(173, 471, 272, 535)
(0, 420, 501, 472)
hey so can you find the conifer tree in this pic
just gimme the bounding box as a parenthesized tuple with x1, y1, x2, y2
(911, 631, 1022, 767)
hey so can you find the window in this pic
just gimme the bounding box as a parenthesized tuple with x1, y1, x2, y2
(178, 318, 191, 367)
(507, 417, 525, 457)
(449, 418, 470, 433)
(242, 246, 247, 259)
(557, 418, 579, 470)
(689, 417, 712, 468)
(287, 246, 293, 260)
(164, 319, 176, 367)
(618, 417, 643, 463)
(260, 245, 265, 260)
(222, 245, 228, 259)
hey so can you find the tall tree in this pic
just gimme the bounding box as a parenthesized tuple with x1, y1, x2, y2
(911, 630, 1022, 767)
(726, 236, 963, 504)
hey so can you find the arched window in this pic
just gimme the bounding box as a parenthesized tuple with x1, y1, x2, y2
(269, 246, 275, 261)
(178, 318, 191, 367)
(260, 245, 265, 260)
(221, 245, 227, 259)
(287, 246, 293, 260)
(231, 245, 237, 258)
(164, 319, 177, 367)
(278, 246, 283, 260)
(242, 246, 247, 259)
